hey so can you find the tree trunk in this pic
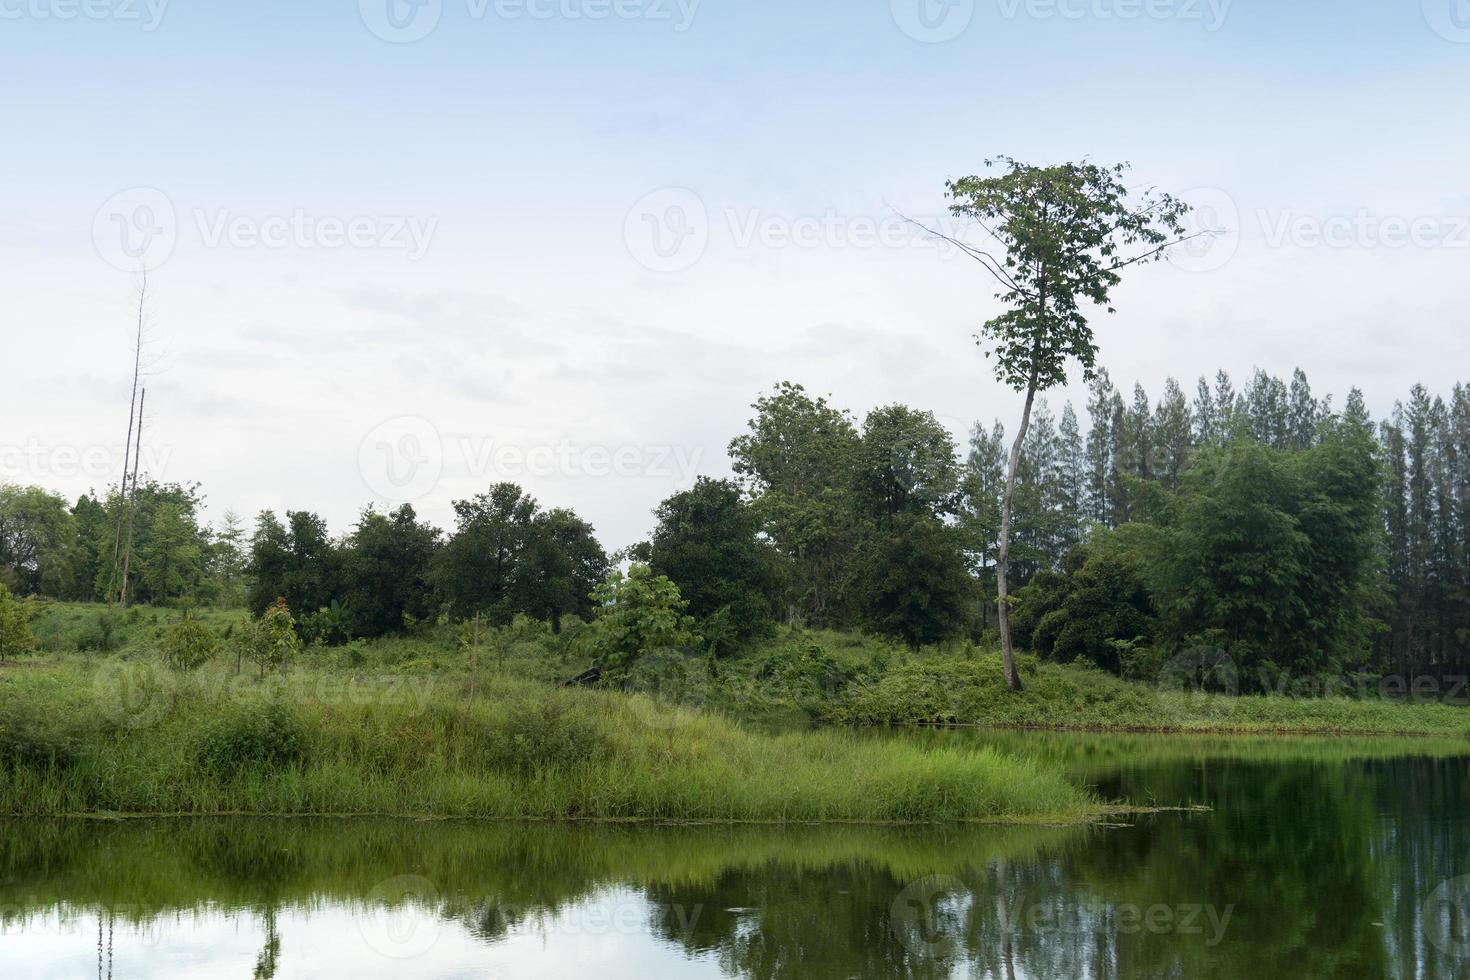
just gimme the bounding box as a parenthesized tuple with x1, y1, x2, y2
(996, 381, 1038, 692)
(110, 275, 147, 604)
(118, 387, 145, 608)
(470, 610, 480, 699)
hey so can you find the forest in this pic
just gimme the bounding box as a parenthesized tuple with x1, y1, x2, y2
(2, 366, 1467, 693)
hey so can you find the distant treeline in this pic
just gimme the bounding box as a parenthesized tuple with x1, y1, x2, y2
(1, 369, 1466, 686)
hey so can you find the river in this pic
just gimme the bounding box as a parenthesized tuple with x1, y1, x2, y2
(3, 732, 1469, 978)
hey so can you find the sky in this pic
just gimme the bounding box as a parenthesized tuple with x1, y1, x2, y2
(3, 0, 1468, 548)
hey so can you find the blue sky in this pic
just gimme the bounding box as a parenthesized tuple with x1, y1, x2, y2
(4, 0, 1468, 546)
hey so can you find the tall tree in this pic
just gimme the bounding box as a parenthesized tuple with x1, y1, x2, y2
(246, 509, 339, 617)
(1153, 378, 1193, 492)
(109, 273, 150, 602)
(647, 477, 780, 648)
(939, 158, 1194, 689)
(729, 382, 862, 626)
(139, 500, 203, 602)
(958, 420, 1007, 627)
(431, 483, 539, 624)
(1085, 369, 1117, 525)
(339, 504, 441, 637)
(206, 510, 249, 607)
(0, 485, 77, 596)
(524, 506, 608, 633)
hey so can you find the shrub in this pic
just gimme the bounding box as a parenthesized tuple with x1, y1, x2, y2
(195, 700, 308, 777)
(75, 610, 122, 653)
(237, 600, 302, 676)
(0, 702, 81, 772)
(0, 584, 36, 658)
(753, 637, 865, 704)
(488, 698, 608, 776)
(589, 564, 698, 679)
(162, 611, 217, 672)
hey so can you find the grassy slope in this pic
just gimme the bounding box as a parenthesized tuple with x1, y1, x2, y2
(820, 655, 1470, 737)
(3, 604, 1092, 823)
(7, 600, 1469, 824)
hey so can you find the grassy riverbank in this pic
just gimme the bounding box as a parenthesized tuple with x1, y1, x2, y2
(821, 656, 1470, 737)
(0, 660, 1092, 823)
(6, 601, 1468, 823)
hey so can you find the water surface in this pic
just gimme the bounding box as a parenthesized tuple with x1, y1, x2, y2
(4, 732, 1470, 978)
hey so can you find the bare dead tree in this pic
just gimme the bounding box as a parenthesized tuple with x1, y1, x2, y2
(118, 387, 145, 608)
(107, 271, 161, 602)
(108, 272, 150, 604)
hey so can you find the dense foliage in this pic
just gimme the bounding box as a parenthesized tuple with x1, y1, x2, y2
(3, 369, 1468, 688)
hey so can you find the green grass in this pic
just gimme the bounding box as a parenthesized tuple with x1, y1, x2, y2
(8, 599, 1469, 826)
(0, 655, 1094, 824)
(821, 654, 1470, 737)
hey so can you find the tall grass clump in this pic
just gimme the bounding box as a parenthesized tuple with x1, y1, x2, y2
(0, 664, 1096, 824)
(195, 699, 308, 778)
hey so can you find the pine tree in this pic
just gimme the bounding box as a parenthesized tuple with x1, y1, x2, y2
(1193, 376, 1218, 445)
(1287, 368, 1322, 449)
(1380, 410, 1410, 675)
(1213, 370, 1238, 438)
(1154, 377, 1193, 491)
(1085, 370, 1117, 526)
(1057, 403, 1086, 528)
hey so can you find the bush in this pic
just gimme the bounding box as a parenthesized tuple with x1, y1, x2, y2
(753, 637, 866, 704)
(238, 600, 302, 676)
(488, 698, 608, 776)
(195, 700, 308, 777)
(75, 611, 122, 653)
(1011, 545, 1156, 673)
(589, 565, 698, 678)
(0, 703, 81, 772)
(0, 584, 37, 658)
(162, 612, 217, 671)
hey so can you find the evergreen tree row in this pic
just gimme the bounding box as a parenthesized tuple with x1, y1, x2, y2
(2, 369, 1467, 682)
